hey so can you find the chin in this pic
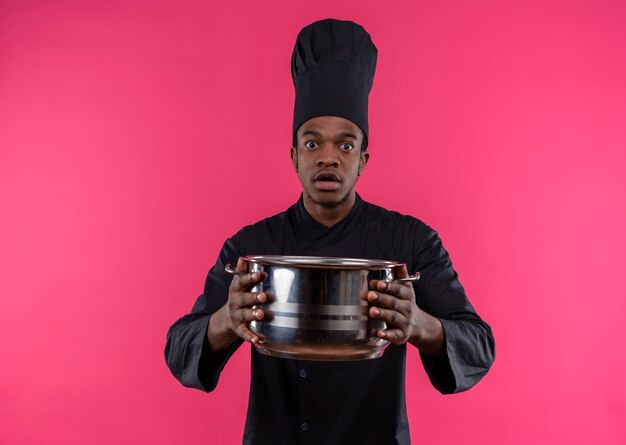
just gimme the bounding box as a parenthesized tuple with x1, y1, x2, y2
(317, 200, 343, 209)
(308, 190, 351, 208)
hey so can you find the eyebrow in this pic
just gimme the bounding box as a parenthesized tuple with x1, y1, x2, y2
(301, 130, 322, 138)
(301, 130, 358, 140)
(336, 132, 358, 140)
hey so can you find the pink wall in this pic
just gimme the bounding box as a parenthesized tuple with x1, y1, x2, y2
(1, 1, 625, 443)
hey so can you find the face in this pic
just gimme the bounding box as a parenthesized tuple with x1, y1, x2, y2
(290, 116, 369, 209)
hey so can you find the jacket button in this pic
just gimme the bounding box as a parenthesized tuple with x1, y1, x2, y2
(299, 369, 307, 378)
(301, 423, 309, 432)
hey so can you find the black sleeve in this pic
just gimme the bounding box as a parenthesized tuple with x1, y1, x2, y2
(412, 223, 496, 394)
(164, 234, 245, 392)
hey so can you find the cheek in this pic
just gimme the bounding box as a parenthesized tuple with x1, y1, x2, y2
(349, 157, 363, 174)
(296, 167, 306, 182)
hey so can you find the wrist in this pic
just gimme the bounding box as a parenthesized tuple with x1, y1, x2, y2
(207, 306, 238, 351)
(409, 314, 444, 357)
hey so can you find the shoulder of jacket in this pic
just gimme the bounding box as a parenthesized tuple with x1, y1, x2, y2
(361, 199, 433, 233)
(227, 203, 295, 240)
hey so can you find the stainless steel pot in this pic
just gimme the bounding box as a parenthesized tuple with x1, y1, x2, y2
(225, 255, 419, 361)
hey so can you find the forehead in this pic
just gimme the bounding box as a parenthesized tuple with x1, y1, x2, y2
(297, 116, 363, 138)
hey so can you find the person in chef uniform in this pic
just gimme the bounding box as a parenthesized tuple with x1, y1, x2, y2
(165, 18, 495, 445)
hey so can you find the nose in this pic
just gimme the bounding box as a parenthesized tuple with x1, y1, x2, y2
(316, 143, 339, 167)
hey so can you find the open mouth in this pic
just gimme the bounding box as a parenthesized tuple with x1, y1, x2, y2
(313, 172, 341, 191)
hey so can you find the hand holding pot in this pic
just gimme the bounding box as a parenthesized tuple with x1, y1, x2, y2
(207, 258, 269, 351)
(225, 258, 270, 345)
(364, 265, 445, 357)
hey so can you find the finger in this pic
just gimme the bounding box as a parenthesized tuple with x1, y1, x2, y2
(232, 291, 268, 309)
(375, 328, 406, 343)
(233, 271, 267, 290)
(366, 291, 403, 312)
(369, 305, 406, 328)
(236, 325, 261, 344)
(370, 279, 412, 300)
(396, 265, 409, 279)
(236, 258, 249, 273)
(233, 307, 266, 324)
(253, 332, 268, 344)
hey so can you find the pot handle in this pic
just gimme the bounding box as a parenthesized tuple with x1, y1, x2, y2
(225, 264, 239, 275)
(395, 272, 420, 283)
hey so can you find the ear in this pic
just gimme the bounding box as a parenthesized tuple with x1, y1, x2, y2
(290, 147, 298, 172)
(358, 151, 370, 176)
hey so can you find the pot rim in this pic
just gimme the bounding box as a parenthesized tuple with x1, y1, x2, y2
(241, 255, 405, 270)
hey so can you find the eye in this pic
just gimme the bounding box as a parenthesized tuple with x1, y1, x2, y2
(339, 143, 354, 151)
(304, 141, 318, 149)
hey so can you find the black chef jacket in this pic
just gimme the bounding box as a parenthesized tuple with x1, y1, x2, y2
(165, 194, 495, 445)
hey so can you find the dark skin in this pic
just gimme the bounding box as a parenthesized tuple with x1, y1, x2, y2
(207, 116, 445, 358)
(289, 116, 369, 227)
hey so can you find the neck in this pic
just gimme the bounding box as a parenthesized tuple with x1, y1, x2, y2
(302, 191, 356, 228)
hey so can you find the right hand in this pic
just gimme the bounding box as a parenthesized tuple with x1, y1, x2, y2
(224, 258, 269, 344)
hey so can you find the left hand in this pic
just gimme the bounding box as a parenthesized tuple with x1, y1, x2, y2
(361, 266, 445, 355)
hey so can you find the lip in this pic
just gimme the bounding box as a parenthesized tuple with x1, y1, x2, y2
(313, 171, 341, 182)
(313, 171, 342, 191)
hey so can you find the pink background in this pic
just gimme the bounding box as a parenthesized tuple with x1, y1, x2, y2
(1, 1, 625, 444)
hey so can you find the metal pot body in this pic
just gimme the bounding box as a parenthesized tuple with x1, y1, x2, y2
(232, 256, 418, 361)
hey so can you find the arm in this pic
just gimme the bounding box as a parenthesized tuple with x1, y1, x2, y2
(363, 224, 495, 394)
